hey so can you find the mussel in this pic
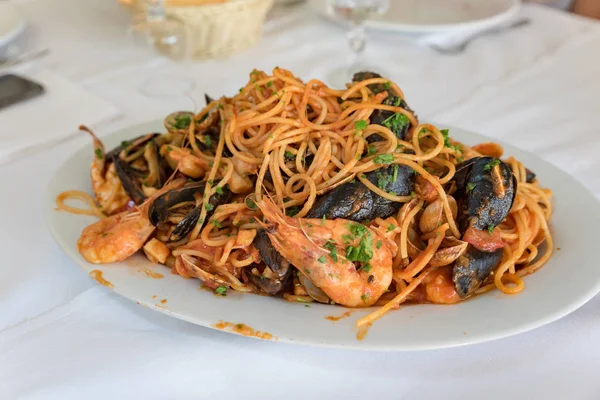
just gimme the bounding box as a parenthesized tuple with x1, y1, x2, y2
(453, 157, 517, 233)
(452, 247, 503, 297)
(246, 230, 292, 294)
(352, 71, 393, 95)
(450, 156, 517, 297)
(148, 181, 231, 242)
(306, 164, 415, 222)
(369, 96, 415, 142)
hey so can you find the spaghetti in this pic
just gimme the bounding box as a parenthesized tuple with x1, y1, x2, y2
(57, 67, 554, 331)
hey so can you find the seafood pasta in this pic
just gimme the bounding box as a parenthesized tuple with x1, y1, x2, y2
(57, 68, 554, 330)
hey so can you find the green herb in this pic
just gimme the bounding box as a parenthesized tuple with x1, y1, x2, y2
(204, 135, 212, 148)
(396, 144, 404, 150)
(95, 148, 103, 159)
(321, 215, 326, 226)
(266, 81, 274, 87)
(349, 223, 367, 237)
(208, 179, 214, 185)
(356, 153, 362, 161)
(392, 164, 399, 182)
(215, 186, 224, 195)
(382, 112, 410, 134)
(324, 240, 338, 262)
(467, 182, 476, 193)
(239, 87, 244, 93)
(268, 134, 274, 139)
(354, 120, 368, 131)
(121, 140, 130, 148)
(361, 263, 372, 273)
(173, 114, 191, 130)
(205, 203, 215, 211)
(245, 198, 258, 210)
(249, 217, 256, 223)
(304, 304, 310, 307)
(345, 226, 373, 265)
(411, 191, 416, 198)
(374, 154, 394, 165)
(217, 103, 224, 110)
(361, 293, 370, 303)
(296, 297, 309, 303)
(284, 151, 295, 161)
(383, 81, 391, 89)
(488, 224, 495, 235)
(318, 256, 327, 263)
(166, 146, 173, 153)
(304, 268, 310, 275)
(285, 206, 301, 217)
(484, 159, 501, 171)
(307, 223, 313, 228)
(212, 219, 222, 228)
(376, 240, 383, 249)
(342, 234, 352, 245)
(367, 144, 377, 156)
(215, 286, 227, 296)
(387, 224, 396, 232)
(328, 273, 341, 280)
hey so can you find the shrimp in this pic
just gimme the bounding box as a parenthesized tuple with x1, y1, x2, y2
(77, 179, 185, 264)
(423, 266, 461, 304)
(257, 198, 393, 307)
(81, 126, 131, 215)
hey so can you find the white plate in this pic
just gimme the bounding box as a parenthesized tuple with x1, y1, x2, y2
(310, 0, 521, 34)
(45, 121, 600, 351)
(0, 3, 25, 48)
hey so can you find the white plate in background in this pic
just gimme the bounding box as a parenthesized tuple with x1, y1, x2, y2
(310, 0, 521, 34)
(0, 3, 25, 48)
(45, 121, 600, 350)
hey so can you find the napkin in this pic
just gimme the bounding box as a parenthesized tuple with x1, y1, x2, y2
(0, 65, 120, 163)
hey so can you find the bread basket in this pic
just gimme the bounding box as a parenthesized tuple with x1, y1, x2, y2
(125, 0, 274, 59)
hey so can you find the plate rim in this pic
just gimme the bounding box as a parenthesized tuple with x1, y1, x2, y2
(45, 120, 600, 351)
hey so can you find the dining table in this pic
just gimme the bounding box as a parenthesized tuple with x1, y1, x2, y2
(1, 0, 600, 398)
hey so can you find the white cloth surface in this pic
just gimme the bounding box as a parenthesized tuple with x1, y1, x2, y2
(1, 1, 600, 398)
(0, 65, 119, 163)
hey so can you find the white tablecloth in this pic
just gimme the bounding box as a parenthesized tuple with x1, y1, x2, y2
(1, 1, 600, 398)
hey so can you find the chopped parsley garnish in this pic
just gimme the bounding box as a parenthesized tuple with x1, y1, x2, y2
(212, 219, 222, 228)
(361, 293, 370, 303)
(396, 144, 404, 150)
(217, 103, 224, 110)
(307, 223, 313, 228)
(121, 140, 130, 148)
(173, 114, 191, 129)
(440, 129, 462, 153)
(245, 198, 258, 210)
(324, 240, 338, 262)
(215, 186, 224, 195)
(215, 286, 227, 296)
(205, 203, 215, 211)
(488, 224, 495, 235)
(354, 119, 368, 131)
(285, 206, 301, 217)
(367, 144, 377, 156)
(484, 159, 501, 171)
(95, 148, 103, 159)
(382, 112, 410, 134)
(361, 263, 372, 273)
(204, 135, 212, 148)
(467, 182, 476, 192)
(266, 81, 274, 87)
(383, 81, 391, 89)
(387, 224, 396, 232)
(296, 297, 310, 303)
(318, 256, 327, 263)
(328, 273, 341, 280)
(345, 226, 373, 264)
(284, 151, 295, 161)
(373, 153, 394, 165)
(376, 240, 382, 249)
(411, 191, 416, 198)
(305, 304, 310, 307)
(166, 146, 173, 152)
(321, 215, 326, 226)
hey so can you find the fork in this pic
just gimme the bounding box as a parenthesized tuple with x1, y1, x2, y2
(429, 18, 531, 55)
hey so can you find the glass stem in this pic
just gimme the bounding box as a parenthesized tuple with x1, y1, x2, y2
(347, 20, 366, 71)
(147, 0, 166, 22)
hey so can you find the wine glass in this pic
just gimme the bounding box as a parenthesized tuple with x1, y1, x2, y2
(128, 0, 196, 98)
(325, 0, 390, 88)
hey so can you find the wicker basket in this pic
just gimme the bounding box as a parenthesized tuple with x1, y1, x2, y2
(127, 0, 274, 59)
